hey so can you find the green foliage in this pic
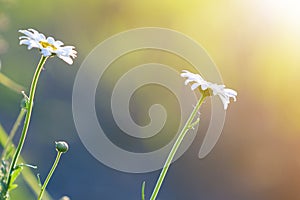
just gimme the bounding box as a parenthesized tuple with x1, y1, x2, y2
(0, 160, 9, 200)
(0, 124, 52, 200)
(9, 165, 23, 191)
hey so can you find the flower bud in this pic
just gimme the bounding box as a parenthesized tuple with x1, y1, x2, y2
(20, 98, 29, 109)
(55, 141, 69, 153)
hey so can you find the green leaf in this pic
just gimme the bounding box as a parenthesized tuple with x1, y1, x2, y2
(8, 183, 18, 191)
(9, 166, 23, 188)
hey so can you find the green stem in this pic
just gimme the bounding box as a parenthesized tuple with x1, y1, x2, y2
(37, 152, 62, 200)
(1, 108, 27, 159)
(149, 94, 207, 200)
(142, 181, 146, 200)
(6, 56, 48, 189)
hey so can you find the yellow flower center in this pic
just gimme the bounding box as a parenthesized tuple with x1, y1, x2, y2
(39, 41, 57, 50)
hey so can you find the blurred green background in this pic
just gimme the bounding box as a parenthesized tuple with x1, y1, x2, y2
(1, 0, 300, 199)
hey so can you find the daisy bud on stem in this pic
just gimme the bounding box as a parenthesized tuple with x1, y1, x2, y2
(38, 141, 69, 200)
(55, 141, 69, 153)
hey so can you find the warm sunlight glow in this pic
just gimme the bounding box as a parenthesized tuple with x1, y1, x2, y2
(257, 0, 300, 27)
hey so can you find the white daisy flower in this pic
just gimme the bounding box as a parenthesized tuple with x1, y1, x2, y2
(181, 70, 237, 110)
(19, 28, 77, 65)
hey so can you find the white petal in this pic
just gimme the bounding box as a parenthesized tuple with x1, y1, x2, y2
(19, 29, 35, 38)
(191, 83, 200, 90)
(41, 48, 52, 56)
(47, 37, 55, 44)
(224, 88, 237, 96)
(19, 39, 30, 45)
(180, 72, 188, 78)
(58, 55, 73, 64)
(218, 94, 229, 110)
(200, 83, 209, 90)
(55, 40, 64, 46)
(28, 42, 40, 49)
(37, 33, 46, 41)
(184, 79, 193, 85)
(19, 36, 30, 40)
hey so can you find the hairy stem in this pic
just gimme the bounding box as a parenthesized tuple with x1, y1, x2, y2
(6, 56, 48, 189)
(149, 94, 206, 200)
(37, 152, 62, 200)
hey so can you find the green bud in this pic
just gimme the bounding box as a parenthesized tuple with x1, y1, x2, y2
(20, 98, 29, 109)
(55, 141, 69, 153)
